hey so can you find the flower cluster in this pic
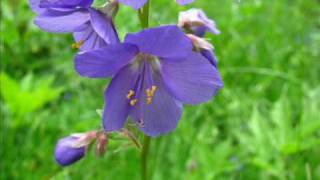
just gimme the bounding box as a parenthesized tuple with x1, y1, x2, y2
(30, 0, 223, 167)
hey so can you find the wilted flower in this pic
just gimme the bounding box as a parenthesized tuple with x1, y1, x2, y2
(54, 131, 97, 166)
(118, 0, 194, 10)
(178, 8, 220, 37)
(187, 34, 218, 67)
(75, 25, 223, 136)
(29, 0, 119, 51)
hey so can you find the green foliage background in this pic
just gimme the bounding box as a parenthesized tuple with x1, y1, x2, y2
(1, 0, 320, 179)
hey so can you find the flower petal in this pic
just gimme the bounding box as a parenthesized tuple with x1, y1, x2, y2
(89, 8, 120, 44)
(40, 0, 93, 8)
(125, 25, 193, 59)
(161, 52, 223, 105)
(54, 136, 85, 166)
(130, 63, 183, 137)
(201, 49, 218, 67)
(73, 24, 108, 51)
(176, 0, 194, 5)
(29, 0, 45, 14)
(118, 0, 148, 9)
(103, 66, 140, 132)
(179, 9, 220, 37)
(34, 9, 90, 33)
(74, 43, 138, 78)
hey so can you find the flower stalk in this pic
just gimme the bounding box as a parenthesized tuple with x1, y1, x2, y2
(141, 135, 151, 180)
(138, 2, 151, 180)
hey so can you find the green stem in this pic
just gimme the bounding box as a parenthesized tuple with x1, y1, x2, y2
(138, 2, 151, 180)
(141, 135, 151, 180)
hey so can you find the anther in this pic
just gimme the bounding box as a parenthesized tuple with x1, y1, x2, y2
(145, 85, 158, 105)
(126, 90, 135, 99)
(151, 86, 157, 92)
(130, 99, 138, 106)
(145, 89, 152, 97)
(72, 40, 84, 49)
(146, 97, 152, 105)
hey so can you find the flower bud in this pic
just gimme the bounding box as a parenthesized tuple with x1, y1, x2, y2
(178, 8, 220, 37)
(186, 34, 218, 67)
(54, 131, 97, 166)
(96, 133, 108, 157)
(187, 34, 213, 51)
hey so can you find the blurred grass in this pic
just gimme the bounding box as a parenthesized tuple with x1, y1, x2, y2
(1, 0, 320, 179)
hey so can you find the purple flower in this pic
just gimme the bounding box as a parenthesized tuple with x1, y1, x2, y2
(54, 132, 96, 166)
(187, 34, 218, 67)
(178, 8, 220, 37)
(75, 25, 223, 136)
(29, 0, 119, 51)
(176, 0, 194, 5)
(118, 0, 194, 10)
(201, 49, 218, 67)
(179, 9, 221, 66)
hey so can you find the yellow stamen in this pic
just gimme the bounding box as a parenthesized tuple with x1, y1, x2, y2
(145, 89, 152, 97)
(130, 99, 138, 106)
(126, 90, 135, 99)
(145, 85, 158, 105)
(72, 40, 84, 49)
(146, 97, 152, 105)
(151, 85, 157, 92)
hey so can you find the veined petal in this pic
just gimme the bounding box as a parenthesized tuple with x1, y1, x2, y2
(118, 0, 148, 10)
(88, 8, 120, 44)
(161, 52, 223, 105)
(176, 0, 194, 5)
(74, 43, 139, 78)
(40, 0, 93, 8)
(34, 9, 90, 33)
(103, 66, 140, 132)
(125, 25, 193, 59)
(130, 63, 183, 137)
(73, 24, 108, 51)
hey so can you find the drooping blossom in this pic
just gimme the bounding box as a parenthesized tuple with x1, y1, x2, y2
(179, 9, 220, 66)
(75, 25, 223, 136)
(187, 34, 218, 67)
(29, 0, 119, 51)
(118, 0, 194, 10)
(54, 131, 97, 166)
(178, 8, 220, 37)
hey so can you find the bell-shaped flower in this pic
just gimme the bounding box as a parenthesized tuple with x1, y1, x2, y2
(118, 0, 194, 10)
(29, 0, 119, 51)
(75, 25, 223, 136)
(178, 8, 220, 37)
(54, 131, 97, 166)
